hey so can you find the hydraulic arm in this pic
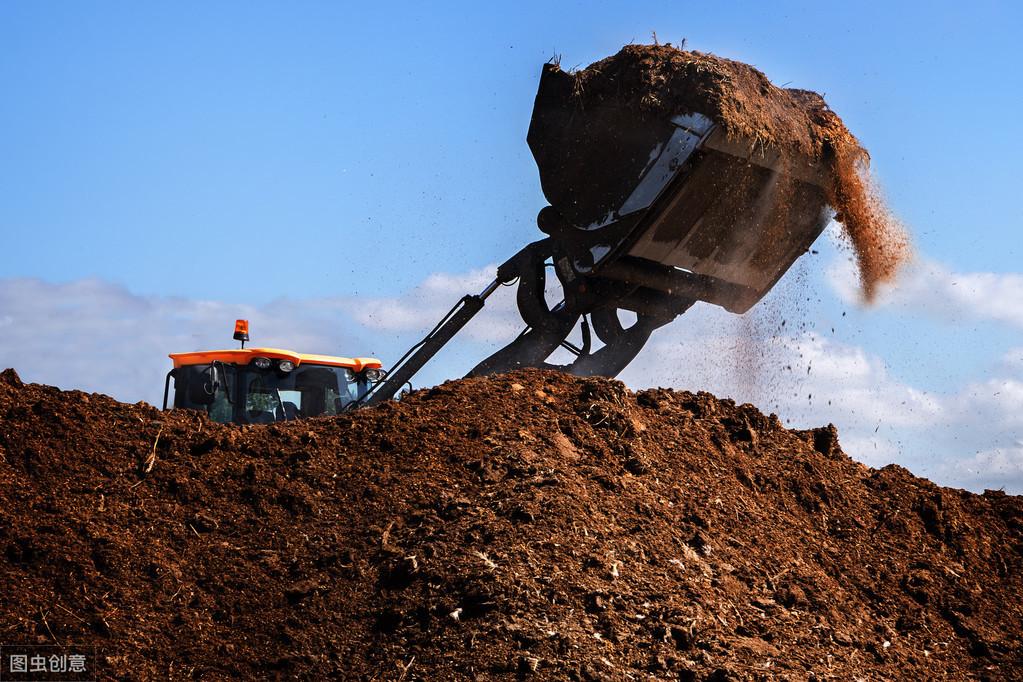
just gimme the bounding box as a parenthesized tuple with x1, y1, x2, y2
(359, 275, 503, 407)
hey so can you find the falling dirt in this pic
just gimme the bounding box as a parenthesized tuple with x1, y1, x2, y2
(826, 146, 911, 301)
(559, 44, 910, 301)
(1, 368, 1020, 679)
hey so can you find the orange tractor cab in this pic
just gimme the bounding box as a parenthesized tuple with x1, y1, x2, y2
(164, 320, 383, 424)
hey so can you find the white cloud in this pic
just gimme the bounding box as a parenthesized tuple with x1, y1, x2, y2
(341, 264, 526, 342)
(621, 321, 944, 432)
(1002, 347, 1023, 373)
(937, 444, 1023, 493)
(828, 251, 1023, 329)
(834, 435, 902, 466)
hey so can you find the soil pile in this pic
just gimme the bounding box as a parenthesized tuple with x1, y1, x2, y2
(1, 367, 1020, 680)
(559, 44, 909, 300)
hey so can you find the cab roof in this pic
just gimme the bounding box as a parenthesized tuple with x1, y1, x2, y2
(169, 348, 382, 371)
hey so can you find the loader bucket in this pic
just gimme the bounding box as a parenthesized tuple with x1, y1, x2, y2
(527, 63, 833, 314)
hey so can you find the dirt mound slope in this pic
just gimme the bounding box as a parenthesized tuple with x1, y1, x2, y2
(560, 44, 908, 300)
(0, 367, 1020, 680)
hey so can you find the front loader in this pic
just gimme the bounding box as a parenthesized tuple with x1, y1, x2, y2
(165, 62, 833, 423)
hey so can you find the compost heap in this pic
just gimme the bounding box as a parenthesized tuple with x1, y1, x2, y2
(551, 44, 908, 301)
(1, 368, 1020, 680)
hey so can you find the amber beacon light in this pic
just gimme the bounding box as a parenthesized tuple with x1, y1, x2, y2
(233, 319, 250, 348)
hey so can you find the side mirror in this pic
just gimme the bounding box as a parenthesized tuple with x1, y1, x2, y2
(187, 365, 219, 406)
(163, 369, 177, 410)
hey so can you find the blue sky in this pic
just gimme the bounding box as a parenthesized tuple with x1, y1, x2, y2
(2, 2, 1022, 492)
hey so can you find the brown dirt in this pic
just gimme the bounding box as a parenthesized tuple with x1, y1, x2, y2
(564, 44, 910, 301)
(1, 367, 1020, 680)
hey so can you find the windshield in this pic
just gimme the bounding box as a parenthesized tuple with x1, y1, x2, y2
(173, 362, 369, 424)
(240, 365, 364, 424)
